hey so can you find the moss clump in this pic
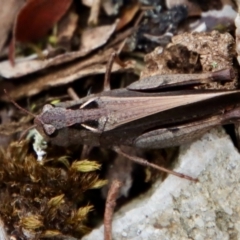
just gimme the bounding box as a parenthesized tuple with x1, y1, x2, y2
(0, 140, 106, 239)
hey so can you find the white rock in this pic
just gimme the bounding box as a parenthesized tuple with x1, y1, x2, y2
(83, 127, 240, 240)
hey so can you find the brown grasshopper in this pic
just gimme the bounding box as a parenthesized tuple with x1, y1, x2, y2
(6, 60, 240, 181)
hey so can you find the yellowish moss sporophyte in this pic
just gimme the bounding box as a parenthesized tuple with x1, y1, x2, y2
(0, 140, 106, 238)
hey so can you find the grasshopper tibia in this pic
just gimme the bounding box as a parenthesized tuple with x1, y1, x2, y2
(113, 146, 198, 182)
(128, 68, 235, 91)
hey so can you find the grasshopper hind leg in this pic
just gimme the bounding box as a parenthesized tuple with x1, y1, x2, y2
(113, 146, 198, 182)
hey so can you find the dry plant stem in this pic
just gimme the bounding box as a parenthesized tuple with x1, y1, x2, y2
(113, 146, 198, 182)
(107, 27, 136, 48)
(133, 10, 145, 27)
(107, 11, 144, 49)
(67, 87, 80, 101)
(8, 37, 15, 66)
(104, 180, 122, 240)
(88, 0, 101, 26)
(112, 39, 128, 67)
(80, 144, 92, 159)
(116, 38, 127, 56)
(103, 52, 117, 91)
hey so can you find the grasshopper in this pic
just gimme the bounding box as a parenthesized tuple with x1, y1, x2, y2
(6, 55, 240, 181)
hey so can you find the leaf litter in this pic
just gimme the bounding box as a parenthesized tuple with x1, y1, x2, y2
(0, 0, 239, 239)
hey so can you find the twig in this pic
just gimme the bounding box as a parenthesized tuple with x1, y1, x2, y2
(104, 180, 122, 240)
(67, 87, 80, 101)
(103, 52, 117, 91)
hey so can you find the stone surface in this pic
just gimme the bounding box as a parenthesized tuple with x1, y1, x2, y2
(83, 127, 240, 240)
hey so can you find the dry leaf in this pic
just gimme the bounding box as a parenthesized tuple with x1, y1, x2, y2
(0, 21, 118, 79)
(80, 20, 118, 52)
(15, 0, 73, 43)
(57, 11, 79, 49)
(116, 2, 140, 31)
(0, 0, 25, 53)
(0, 49, 135, 100)
(3, 61, 133, 100)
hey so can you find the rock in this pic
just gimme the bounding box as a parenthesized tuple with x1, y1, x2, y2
(83, 127, 240, 240)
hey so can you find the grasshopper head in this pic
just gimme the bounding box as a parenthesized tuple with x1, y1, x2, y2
(34, 104, 56, 136)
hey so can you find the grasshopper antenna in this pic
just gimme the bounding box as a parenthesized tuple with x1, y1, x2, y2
(4, 89, 37, 141)
(4, 89, 36, 118)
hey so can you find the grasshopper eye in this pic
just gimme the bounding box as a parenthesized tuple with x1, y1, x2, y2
(43, 124, 56, 135)
(43, 104, 54, 112)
